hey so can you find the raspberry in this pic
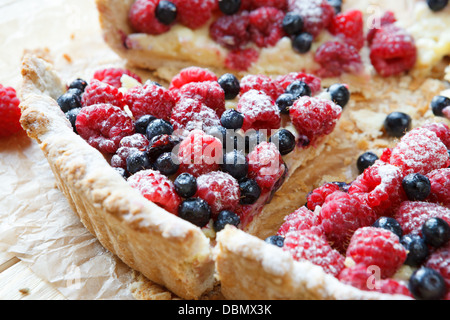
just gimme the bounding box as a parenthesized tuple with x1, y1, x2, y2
(289, 96, 342, 146)
(348, 161, 407, 215)
(111, 133, 150, 169)
(147, 134, 180, 162)
(319, 191, 378, 253)
(346, 227, 407, 278)
(306, 183, 341, 211)
(209, 12, 251, 50)
(389, 127, 450, 175)
(0, 85, 22, 138)
(277, 206, 322, 237)
(369, 24, 417, 77)
(426, 243, 450, 289)
(76, 104, 135, 154)
(169, 67, 218, 91)
(239, 74, 283, 101)
(287, 0, 335, 38)
(82, 80, 125, 109)
(314, 41, 363, 78)
(247, 141, 286, 194)
(283, 229, 345, 277)
(92, 68, 142, 88)
(172, 0, 215, 29)
(366, 11, 397, 45)
(225, 48, 259, 71)
(177, 129, 223, 177)
(427, 169, 450, 207)
(129, 0, 172, 35)
(124, 83, 175, 121)
(196, 171, 240, 218)
(328, 9, 364, 50)
(275, 72, 322, 96)
(177, 81, 226, 116)
(236, 90, 281, 132)
(421, 122, 450, 149)
(241, 0, 288, 10)
(127, 169, 182, 214)
(248, 7, 286, 48)
(394, 201, 450, 236)
(170, 97, 221, 136)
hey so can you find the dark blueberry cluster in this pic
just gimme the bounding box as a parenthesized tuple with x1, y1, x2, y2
(57, 78, 88, 133)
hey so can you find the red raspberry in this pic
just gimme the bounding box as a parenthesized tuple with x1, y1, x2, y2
(283, 229, 345, 277)
(248, 7, 286, 48)
(348, 161, 407, 215)
(369, 24, 417, 77)
(0, 85, 22, 138)
(426, 243, 450, 290)
(287, 0, 335, 38)
(124, 83, 175, 121)
(328, 9, 364, 50)
(172, 0, 215, 29)
(170, 97, 221, 136)
(177, 129, 223, 177)
(289, 96, 342, 146)
(319, 191, 378, 253)
(236, 90, 281, 132)
(346, 227, 407, 279)
(76, 104, 135, 154)
(241, 0, 287, 10)
(394, 201, 450, 236)
(427, 169, 450, 207)
(196, 171, 240, 218)
(421, 122, 450, 149)
(129, 0, 172, 35)
(169, 67, 218, 91)
(209, 12, 251, 50)
(376, 279, 413, 297)
(111, 133, 150, 169)
(239, 74, 283, 101)
(177, 81, 226, 116)
(275, 72, 322, 96)
(92, 68, 142, 88)
(225, 48, 259, 71)
(247, 141, 286, 194)
(127, 169, 182, 214)
(314, 41, 363, 78)
(277, 206, 322, 237)
(82, 80, 125, 109)
(389, 127, 450, 175)
(366, 11, 397, 45)
(306, 183, 341, 211)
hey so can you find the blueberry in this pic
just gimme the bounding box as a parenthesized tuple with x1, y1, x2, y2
(269, 129, 296, 155)
(147, 134, 180, 162)
(174, 173, 197, 198)
(372, 217, 403, 238)
(146, 119, 174, 140)
(221, 150, 248, 180)
(409, 267, 447, 300)
(422, 217, 450, 248)
(244, 130, 267, 153)
(383, 112, 412, 138)
(292, 32, 313, 54)
(401, 234, 429, 267)
(68, 78, 88, 92)
(221, 109, 244, 130)
(65, 107, 81, 134)
(426, 0, 449, 11)
(327, 0, 342, 13)
(356, 151, 379, 174)
(402, 173, 431, 201)
(57, 91, 82, 113)
(178, 198, 212, 227)
(276, 93, 296, 115)
(282, 12, 304, 35)
(430, 95, 450, 117)
(218, 73, 241, 100)
(214, 210, 241, 232)
(239, 178, 261, 205)
(265, 235, 285, 248)
(218, 0, 241, 15)
(135, 115, 157, 134)
(328, 83, 350, 108)
(154, 152, 179, 176)
(285, 80, 311, 98)
(126, 150, 152, 175)
(155, 0, 177, 25)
